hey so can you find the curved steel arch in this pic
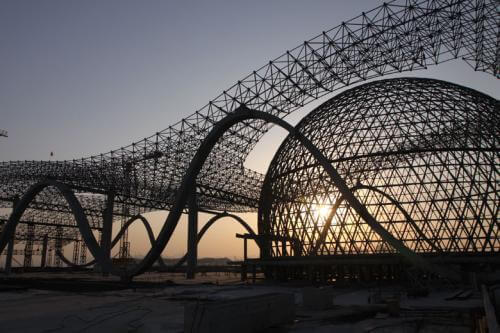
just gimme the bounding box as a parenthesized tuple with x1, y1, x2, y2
(55, 214, 166, 268)
(0, 107, 457, 279)
(311, 184, 442, 255)
(119, 106, 454, 278)
(172, 212, 257, 269)
(259, 77, 498, 269)
(0, 179, 111, 272)
(1, 0, 496, 277)
(112, 214, 166, 268)
(1, 1, 497, 239)
(55, 249, 90, 268)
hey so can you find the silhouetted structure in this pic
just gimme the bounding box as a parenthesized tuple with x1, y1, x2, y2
(257, 77, 498, 281)
(0, 0, 497, 280)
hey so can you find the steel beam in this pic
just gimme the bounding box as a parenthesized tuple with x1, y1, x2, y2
(0, 179, 114, 276)
(0, 219, 102, 231)
(312, 184, 442, 254)
(40, 234, 48, 268)
(173, 212, 257, 269)
(23, 223, 35, 268)
(186, 187, 198, 279)
(123, 106, 452, 279)
(4, 197, 18, 274)
(54, 226, 63, 267)
(100, 190, 115, 276)
(55, 214, 166, 268)
(4, 238, 14, 274)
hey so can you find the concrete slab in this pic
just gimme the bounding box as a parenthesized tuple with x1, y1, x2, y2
(302, 287, 333, 310)
(0, 272, 488, 332)
(184, 292, 295, 333)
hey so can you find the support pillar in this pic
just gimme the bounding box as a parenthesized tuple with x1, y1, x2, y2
(5, 238, 14, 274)
(72, 239, 80, 264)
(5, 196, 19, 274)
(119, 165, 131, 259)
(47, 247, 53, 267)
(243, 238, 248, 260)
(40, 234, 48, 268)
(79, 240, 87, 265)
(23, 223, 35, 268)
(293, 240, 301, 257)
(100, 190, 115, 276)
(186, 187, 198, 279)
(55, 226, 63, 267)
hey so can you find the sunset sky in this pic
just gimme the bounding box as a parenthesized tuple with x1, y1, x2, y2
(1, 0, 498, 261)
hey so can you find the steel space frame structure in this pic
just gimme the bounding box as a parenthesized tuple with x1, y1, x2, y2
(0, 0, 498, 278)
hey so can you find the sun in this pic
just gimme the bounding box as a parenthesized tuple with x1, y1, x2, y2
(311, 202, 347, 228)
(312, 204, 332, 225)
(318, 205, 330, 219)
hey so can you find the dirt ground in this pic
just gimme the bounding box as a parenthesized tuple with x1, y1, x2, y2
(0, 271, 485, 332)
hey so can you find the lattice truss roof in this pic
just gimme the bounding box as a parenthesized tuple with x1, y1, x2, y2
(261, 77, 499, 256)
(0, 0, 498, 245)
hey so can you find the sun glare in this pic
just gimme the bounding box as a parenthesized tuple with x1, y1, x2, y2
(310, 202, 348, 228)
(312, 204, 333, 226)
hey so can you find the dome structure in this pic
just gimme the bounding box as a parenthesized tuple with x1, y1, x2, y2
(259, 77, 499, 261)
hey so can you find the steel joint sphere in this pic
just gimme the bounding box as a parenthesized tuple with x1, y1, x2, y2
(259, 77, 499, 258)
